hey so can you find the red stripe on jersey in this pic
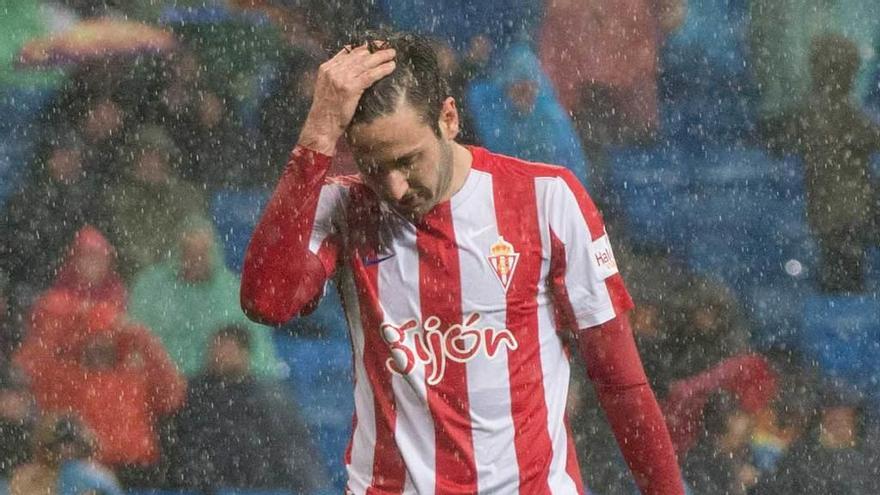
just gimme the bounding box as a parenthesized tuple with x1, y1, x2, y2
(316, 234, 341, 277)
(549, 228, 578, 333)
(489, 162, 554, 495)
(556, 170, 605, 241)
(557, 170, 634, 317)
(416, 202, 478, 493)
(345, 411, 356, 466)
(348, 187, 407, 495)
(564, 417, 585, 494)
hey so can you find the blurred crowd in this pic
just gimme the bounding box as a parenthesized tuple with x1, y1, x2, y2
(0, 1, 879, 494)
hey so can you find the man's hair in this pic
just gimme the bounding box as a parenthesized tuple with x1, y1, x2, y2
(212, 324, 251, 351)
(347, 30, 450, 134)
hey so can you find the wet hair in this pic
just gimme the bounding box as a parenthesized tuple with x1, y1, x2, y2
(212, 324, 251, 351)
(810, 33, 860, 96)
(347, 30, 451, 135)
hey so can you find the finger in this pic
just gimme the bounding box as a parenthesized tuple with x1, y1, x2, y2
(339, 47, 396, 75)
(363, 47, 397, 67)
(356, 60, 397, 87)
(326, 43, 371, 67)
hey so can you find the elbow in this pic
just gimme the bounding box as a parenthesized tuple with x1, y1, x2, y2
(240, 285, 295, 327)
(240, 252, 328, 326)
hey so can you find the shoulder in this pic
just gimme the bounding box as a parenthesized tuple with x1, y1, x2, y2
(471, 146, 574, 180)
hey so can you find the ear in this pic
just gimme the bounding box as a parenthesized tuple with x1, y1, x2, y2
(438, 96, 460, 140)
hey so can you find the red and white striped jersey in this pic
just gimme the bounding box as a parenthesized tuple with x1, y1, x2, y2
(298, 146, 631, 494)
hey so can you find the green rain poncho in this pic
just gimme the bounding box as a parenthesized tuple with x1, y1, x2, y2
(128, 215, 280, 378)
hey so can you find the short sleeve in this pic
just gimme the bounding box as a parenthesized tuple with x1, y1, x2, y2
(546, 172, 633, 330)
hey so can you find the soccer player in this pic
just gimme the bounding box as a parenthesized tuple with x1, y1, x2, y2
(241, 31, 684, 495)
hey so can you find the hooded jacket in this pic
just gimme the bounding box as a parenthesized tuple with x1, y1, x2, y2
(467, 43, 590, 186)
(128, 215, 280, 377)
(15, 303, 186, 467)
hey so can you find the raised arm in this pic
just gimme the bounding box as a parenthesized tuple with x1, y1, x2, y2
(240, 44, 397, 325)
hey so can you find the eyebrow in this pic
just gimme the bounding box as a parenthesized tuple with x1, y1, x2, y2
(394, 151, 419, 165)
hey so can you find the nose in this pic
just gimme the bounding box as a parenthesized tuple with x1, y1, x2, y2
(381, 169, 410, 202)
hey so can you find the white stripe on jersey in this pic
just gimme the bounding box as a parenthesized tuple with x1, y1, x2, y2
(377, 221, 435, 495)
(308, 183, 347, 254)
(535, 178, 580, 494)
(545, 177, 617, 329)
(341, 266, 376, 495)
(451, 170, 521, 494)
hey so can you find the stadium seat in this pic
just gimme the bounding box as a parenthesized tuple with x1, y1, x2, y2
(607, 144, 692, 253)
(695, 147, 775, 188)
(801, 294, 880, 390)
(210, 188, 272, 272)
(743, 279, 812, 349)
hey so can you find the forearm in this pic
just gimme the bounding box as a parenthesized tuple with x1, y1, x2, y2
(579, 315, 684, 495)
(240, 146, 332, 325)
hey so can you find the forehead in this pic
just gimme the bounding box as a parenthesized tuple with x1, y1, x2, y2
(347, 103, 434, 160)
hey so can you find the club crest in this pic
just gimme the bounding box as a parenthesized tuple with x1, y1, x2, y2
(487, 236, 520, 293)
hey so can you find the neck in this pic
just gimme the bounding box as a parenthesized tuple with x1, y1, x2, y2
(438, 142, 473, 203)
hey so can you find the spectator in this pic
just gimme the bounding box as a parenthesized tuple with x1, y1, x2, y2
(467, 42, 590, 186)
(14, 303, 186, 487)
(170, 325, 328, 491)
(760, 34, 880, 293)
(9, 414, 123, 495)
(539, 0, 686, 146)
(155, 50, 254, 190)
(617, 247, 692, 395)
(18, 225, 127, 383)
(0, 131, 102, 310)
(755, 381, 878, 494)
(100, 124, 207, 281)
(749, 353, 822, 486)
(0, 366, 35, 479)
(128, 215, 280, 378)
(683, 393, 759, 495)
(37, 225, 126, 313)
(665, 276, 750, 380)
(664, 354, 778, 457)
(750, 1, 879, 116)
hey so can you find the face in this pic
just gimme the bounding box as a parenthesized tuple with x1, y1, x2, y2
(507, 80, 538, 114)
(631, 304, 661, 338)
(691, 306, 720, 335)
(719, 410, 754, 452)
(82, 99, 124, 142)
(48, 147, 83, 183)
(179, 230, 215, 283)
(347, 98, 459, 221)
(0, 390, 31, 422)
(73, 247, 111, 285)
(133, 150, 170, 185)
(820, 406, 857, 447)
(209, 337, 250, 376)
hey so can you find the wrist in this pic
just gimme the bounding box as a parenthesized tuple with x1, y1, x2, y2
(298, 116, 344, 156)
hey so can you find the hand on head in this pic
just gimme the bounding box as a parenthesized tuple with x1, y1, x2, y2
(298, 43, 397, 155)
